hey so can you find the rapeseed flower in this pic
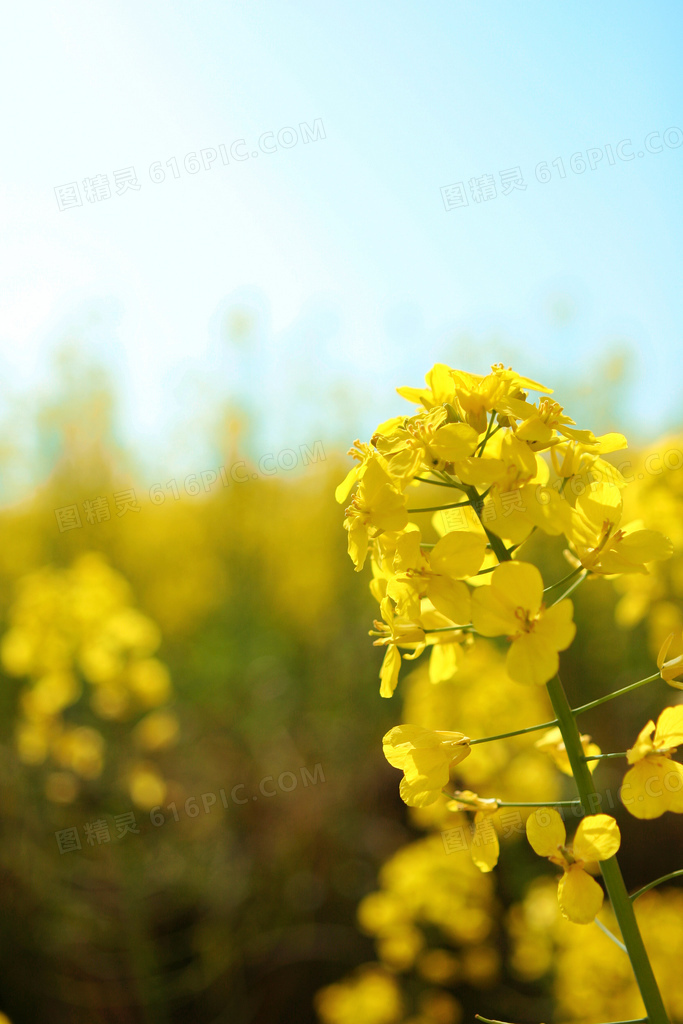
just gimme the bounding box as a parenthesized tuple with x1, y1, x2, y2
(471, 562, 576, 685)
(621, 706, 683, 818)
(383, 724, 471, 806)
(526, 809, 620, 923)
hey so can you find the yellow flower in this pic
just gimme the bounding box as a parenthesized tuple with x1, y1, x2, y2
(535, 726, 601, 776)
(387, 528, 486, 623)
(450, 364, 552, 434)
(550, 434, 628, 484)
(371, 597, 426, 697)
(510, 397, 598, 451)
(657, 631, 683, 688)
(343, 458, 408, 571)
(567, 482, 672, 575)
(382, 724, 471, 807)
(471, 562, 576, 685)
(526, 809, 620, 923)
(448, 790, 500, 872)
(621, 706, 683, 819)
(335, 440, 386, 504)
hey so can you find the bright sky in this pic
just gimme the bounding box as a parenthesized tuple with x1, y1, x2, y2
(1, 0, 682, 479)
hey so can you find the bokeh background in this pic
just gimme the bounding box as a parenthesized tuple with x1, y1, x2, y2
(1, 3, 682, 1022)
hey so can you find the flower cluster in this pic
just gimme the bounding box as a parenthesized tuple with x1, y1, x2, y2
(338, 362, 672, 699)
(335, 361, 681, 994)
(1, 553, 178, 808)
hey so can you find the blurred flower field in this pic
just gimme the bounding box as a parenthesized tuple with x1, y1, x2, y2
(0, 359, 682, 1023)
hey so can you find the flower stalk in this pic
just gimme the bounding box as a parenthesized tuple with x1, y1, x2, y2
(546, 672, 669, 1024)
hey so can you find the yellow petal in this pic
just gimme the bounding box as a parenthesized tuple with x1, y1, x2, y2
(470, 812, 500, 873)
(431, 530, 487, 579)
(428, 643, 460, 683)
(654, 705, 683, 749)
(429, 422, 479, 462)
(335, 465, 360, 504)
(558, 866, 604, 924)
(621, 758, 673, 819)
(399, 774, 442, 807)
(526, 807, 566, 857)
(471, 583, 518, 636)
(573, 814, 621, 863)
(347, 525, 369, 572)
(534, 599, 576, 652)
(506, 632, 559, 686)
(428, 578, 471, 625)
(379, 646, 401, 698)
(491, 561, 544, 616)
(615, 529, 673, 565)
(626, 720, 656, 764)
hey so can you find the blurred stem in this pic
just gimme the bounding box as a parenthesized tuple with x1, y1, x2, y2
(583, 751, 627, 761)
(546, 673, 669, 1024)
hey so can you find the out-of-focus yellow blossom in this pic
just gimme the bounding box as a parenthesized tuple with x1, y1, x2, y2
(509, 880, 683, 1023)
(128, 761, 167, 809)
(447, 791, 500, 872)
(567, 482, 672, 575)
(371, 598, 426, 698)
(535, 726, 601, 775)
(382, 725, 471, 807)
(343, 458, 408, 571)
(416, 949, 460, 984)
(416, 989, 463, 1024)
(376, 924, 425, 970)
(657, 630, 683, 687)
(471, 562, 576, 685)
(127, 657, 172, 706)
(133, 710, 179, 751)
(526, 809, 620, 923)
(315, 965, 404, 1024)
(52, 726, 105, 779)
(621, 706, 683, 818)
(376, 835, 496, 946)
(2, 553, 176, 801)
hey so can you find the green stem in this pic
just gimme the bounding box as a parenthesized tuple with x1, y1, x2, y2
(407, 498, 473, 513)
(476, 1018, 646, 1024)
(550, 569, 588, 606)
(469, 719, 557, 745)
(573, 673, 661, 716)
(583, 752, 627, 761)
(544, 566, 583, 592)
(449, 792, 581, 809)
(414, 476, 464, 489)
(546, 673, 669, 1024)
(630, 869, 683, 902)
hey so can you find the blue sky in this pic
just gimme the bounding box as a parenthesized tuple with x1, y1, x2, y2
(1, 0, 682, 480)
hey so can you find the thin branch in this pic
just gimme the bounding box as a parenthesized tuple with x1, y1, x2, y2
(630, 869, 683, 902)
(573, 673, 661, 716)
